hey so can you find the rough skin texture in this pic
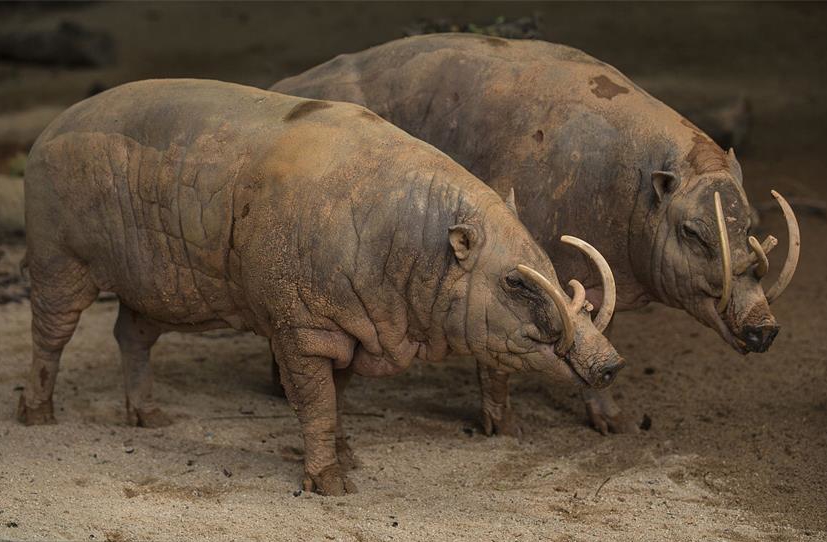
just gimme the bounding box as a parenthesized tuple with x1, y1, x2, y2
(19, 79, 623, 494)
(272, 33, 782, 435)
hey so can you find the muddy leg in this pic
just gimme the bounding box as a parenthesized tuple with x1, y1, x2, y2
(18, 257, 98, 425)
(113, 303, 170, 427)
(582, 388, 639, 435)
(273, 340, 355, 495)
(477, 361, 521, 438)
(270, 350, 286, 398)
(333, 365, 358, 470)
(581, 320, 638, 435)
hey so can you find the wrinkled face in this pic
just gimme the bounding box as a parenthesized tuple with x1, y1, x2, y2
(444, 210, 624, 388)
(648, 176, 778, 353)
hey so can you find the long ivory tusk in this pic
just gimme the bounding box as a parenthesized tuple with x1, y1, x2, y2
(765, 190, 801, 303)
(516, 264, 575, 354)
(560, 235, 616, 332)
(748, 235, 769, 278)
(567, 279, 587, 312)
(714, 192, 733, 314)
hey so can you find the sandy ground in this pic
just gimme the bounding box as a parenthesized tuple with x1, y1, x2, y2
(0, 3, 826, 541)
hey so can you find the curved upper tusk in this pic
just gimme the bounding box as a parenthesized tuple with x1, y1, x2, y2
(516, 264, 575, 354)
(765, 190, 801, 303)
(714, 192, 733, 314)
(748, 235, 769, 278)
(567, 279, 587, 313)
(560, 235, 616, 332)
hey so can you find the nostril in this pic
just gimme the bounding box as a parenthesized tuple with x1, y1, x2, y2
(599, 360, 623, 386)
(743, 325, 780, 352)
(602, 369, 615, 384)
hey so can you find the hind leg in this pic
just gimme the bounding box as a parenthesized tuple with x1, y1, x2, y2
(113, 303, 170, 427)
(18, 255, 98, 425)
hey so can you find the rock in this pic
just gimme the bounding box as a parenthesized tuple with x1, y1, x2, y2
(0, 21, 115, 67)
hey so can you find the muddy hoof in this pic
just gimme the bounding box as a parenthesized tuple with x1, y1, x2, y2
(481, 406, 522, 439)
(17, 395, 56, 425)
(303, 464, 357, 496)
(585, 402, 639, 436)
(336, 437, 361, 471)
(127, 407, 172, 428)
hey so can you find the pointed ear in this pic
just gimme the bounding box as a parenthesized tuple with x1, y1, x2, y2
(504, 188, 518, 217)
(448, 224, 480, 266)
(726, 147, 743, 184)
(651, 171, 680, 204)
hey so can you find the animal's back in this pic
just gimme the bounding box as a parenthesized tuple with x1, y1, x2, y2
(24, 80, 300, 325)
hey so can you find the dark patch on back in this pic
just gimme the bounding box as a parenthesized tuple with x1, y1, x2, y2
(589, 75, 629, 100)
(284, 100, 333, 122)
(680, 117, 703, 132)
(686, 132, 729, 175)
(359, 109, 382, 122)
(484, 36, 509, 47)
(532, 129, 544, 143)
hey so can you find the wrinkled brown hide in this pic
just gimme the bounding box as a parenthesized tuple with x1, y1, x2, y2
(19, 79, 622, 494)
(272, 33, 784, 432)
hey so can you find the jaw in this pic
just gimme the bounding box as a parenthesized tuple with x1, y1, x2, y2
(700, 298, 748, 355)
(518, 342, 595, 389)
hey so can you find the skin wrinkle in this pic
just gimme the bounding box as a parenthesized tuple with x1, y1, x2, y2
(118, 139, 141, 289)
(338, 271, 381, 355)
(173, 143, 214, 317)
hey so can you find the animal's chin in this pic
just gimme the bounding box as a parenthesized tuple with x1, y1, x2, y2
(702, 299, 748, 355)
(532, 342, 593, 388)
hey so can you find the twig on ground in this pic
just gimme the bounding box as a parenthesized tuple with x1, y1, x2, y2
(594, 476, 611, 499)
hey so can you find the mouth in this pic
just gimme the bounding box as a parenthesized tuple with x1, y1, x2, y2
(703, 298, 748, 355)
(562, 356, 593, 388)
(532, 341, 593, 388)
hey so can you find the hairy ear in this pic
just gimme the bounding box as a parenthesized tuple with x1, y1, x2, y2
(448, 224, 480, 266)
(504, 188, 518, 217)
(727, 148, 743, 184)
(651, 171, 680, 204)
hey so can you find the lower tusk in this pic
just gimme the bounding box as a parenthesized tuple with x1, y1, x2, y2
(560, 235, 616, 331)
(516, 264, 575, 354)
(738, 235, 777, 275)
(748, 235, 769, 278)
(714, 192, 733, 314)
(765, 190, 801, 303)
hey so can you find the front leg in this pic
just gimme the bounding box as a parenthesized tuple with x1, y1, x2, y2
(476, 361, 521, 438)
(273, 340, 356, 496)
(333, 365, 359, 470)
(582, 387, 639, 435)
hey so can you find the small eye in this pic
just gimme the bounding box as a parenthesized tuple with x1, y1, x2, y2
(505, 274, 526, 290)
(681, 221, 706, 246)
(682, 222, 698, 238)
